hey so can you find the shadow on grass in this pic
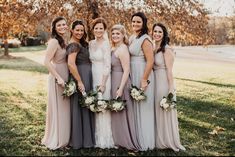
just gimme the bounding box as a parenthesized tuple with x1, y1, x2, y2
(0, 56, 48, 74)
(177, 95, 235, 155)
(176, 77, 235, 89)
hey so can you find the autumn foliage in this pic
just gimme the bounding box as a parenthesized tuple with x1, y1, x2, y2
(1, 0, 215, 56)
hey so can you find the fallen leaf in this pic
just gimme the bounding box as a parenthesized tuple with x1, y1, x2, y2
(128, 152, 137, 156)
(215, 126, 226, 131)
(208, 129, 218, 135)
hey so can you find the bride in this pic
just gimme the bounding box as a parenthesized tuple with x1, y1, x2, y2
(89, 17, 114, 148)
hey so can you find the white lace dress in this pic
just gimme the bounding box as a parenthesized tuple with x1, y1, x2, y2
(89, 39, 114, 148)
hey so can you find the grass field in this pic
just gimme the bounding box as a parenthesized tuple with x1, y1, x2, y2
(0, 47, 234, 156)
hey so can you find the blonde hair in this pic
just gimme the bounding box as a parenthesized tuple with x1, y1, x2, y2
(111, 24, 129, 47)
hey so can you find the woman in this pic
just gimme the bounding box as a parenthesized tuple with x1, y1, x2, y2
(128, 12, 155, 151)
(152, 23, 185, 152)
(110, 24, 141, 150)
(67, 20, 95, 149)
(89, 17, 114, 148)
(41, 16, 70, 150)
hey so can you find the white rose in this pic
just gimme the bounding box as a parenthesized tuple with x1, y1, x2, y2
(98, 100, 105, 106)
(137, 95, 145, 100)
(97, 92, 103, 100)
(89, 104, 96, 112)
(113, 102, 122, 109)
(85, 97, 94, 105)
(163, 102, 169, 109)
(160, 98, 167, 107)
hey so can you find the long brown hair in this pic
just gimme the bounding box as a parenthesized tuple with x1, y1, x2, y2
(51, 16, 67, 49)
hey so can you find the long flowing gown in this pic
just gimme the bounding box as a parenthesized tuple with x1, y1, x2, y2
(41, 39, 70, 150)
(67, 43, 95, 149)
(154, 47, 186, 152)
(89, 39, 114, 148)
(111, 50, 141, 150)
(128, 34, 155, 151)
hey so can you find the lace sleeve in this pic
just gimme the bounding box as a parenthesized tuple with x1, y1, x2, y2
(66, 43, 80, 55)
(102, 40, 111, 76)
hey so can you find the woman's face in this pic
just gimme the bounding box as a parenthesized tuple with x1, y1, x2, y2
(93, 23, 105, 39)
(55, 20, 68, 35)
(131, 16, 143, 33)
(71, 24, 85, 41)
(152, 25, 164, 42)
(111, 29, 124, 45)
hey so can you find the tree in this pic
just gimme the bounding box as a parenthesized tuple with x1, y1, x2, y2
(0, 0, 42, 57)
(0, 0, 213, 56)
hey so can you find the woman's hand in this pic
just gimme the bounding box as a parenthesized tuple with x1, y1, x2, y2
(116, 88, 123, 98)
(56, 77, 65, 87)
(98, 85, 106, 93)
(140, 79, 150, 91)
(77, 81, 85, 93)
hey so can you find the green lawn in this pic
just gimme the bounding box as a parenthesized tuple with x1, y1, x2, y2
(0, 50, 234, 156)
(0, 45, 46, 54)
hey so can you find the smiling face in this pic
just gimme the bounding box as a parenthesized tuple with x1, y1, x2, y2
(152, 25, 164, 42)
(111, 29, 124, 45)
(93, 23, 105, 39)
(55, 19, 68, 36)
(71, 24, 84, 41)
(131, 16, 143, 33)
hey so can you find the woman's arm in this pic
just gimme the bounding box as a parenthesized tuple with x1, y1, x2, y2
(141, 38, 154, 90)
(116, 46, 130, 98)
(44, 39, 65, 87)
(164, 48, 175, 93)
(67, 51, 85, 92)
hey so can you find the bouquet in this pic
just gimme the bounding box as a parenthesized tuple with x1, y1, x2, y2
(130, 85, 146, 101)
(109, 97, 126, 112)
(93, 90, 109, 113)
(81, 90, 97, 108)
(160, 91, 177, 111)
(81, 86, 109, 113)
(62, 77, 77, 97)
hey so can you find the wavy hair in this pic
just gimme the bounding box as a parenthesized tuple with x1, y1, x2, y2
(131, 12, 149, 38)
(111, 24, 129, 47)
(51, 16, 67, 49)
(152, 23, 170, 53)
(91, 17, 107, 30)
(71, 20, 88, 48)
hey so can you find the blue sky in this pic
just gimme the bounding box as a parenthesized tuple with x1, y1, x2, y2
(200, 0, 235, 16)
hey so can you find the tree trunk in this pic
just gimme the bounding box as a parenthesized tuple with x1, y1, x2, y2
(3, 39, 9, 56)
(87, 0, 99, 40)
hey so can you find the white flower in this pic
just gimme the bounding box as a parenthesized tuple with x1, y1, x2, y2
(85, 96, 95, 105)
(89, 104, 96, 112)
(113, 102, 122, 109)
(97, 92, 103, 100)
(137, 95, 145, 100)
(160, 98, 167, 107)
(162, 102, 170, 109)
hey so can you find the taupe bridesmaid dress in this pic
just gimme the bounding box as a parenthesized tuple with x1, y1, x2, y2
(111, 50, 141, 150)
(42, 39, 70, 150)
(154, 46, 185, 151)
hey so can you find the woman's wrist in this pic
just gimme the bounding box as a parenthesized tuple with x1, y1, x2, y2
(141, 79, 150, 84)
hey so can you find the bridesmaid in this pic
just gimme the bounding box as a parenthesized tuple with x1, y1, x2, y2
(110, 24, 141, 150)
(152, 23, 185, 152)
(128, 12, 155, 151)
(67, 20, 95, 149)
(42, 16, 70, 150)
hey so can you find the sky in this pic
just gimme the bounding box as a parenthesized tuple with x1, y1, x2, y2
(200, 0, 235, 16)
